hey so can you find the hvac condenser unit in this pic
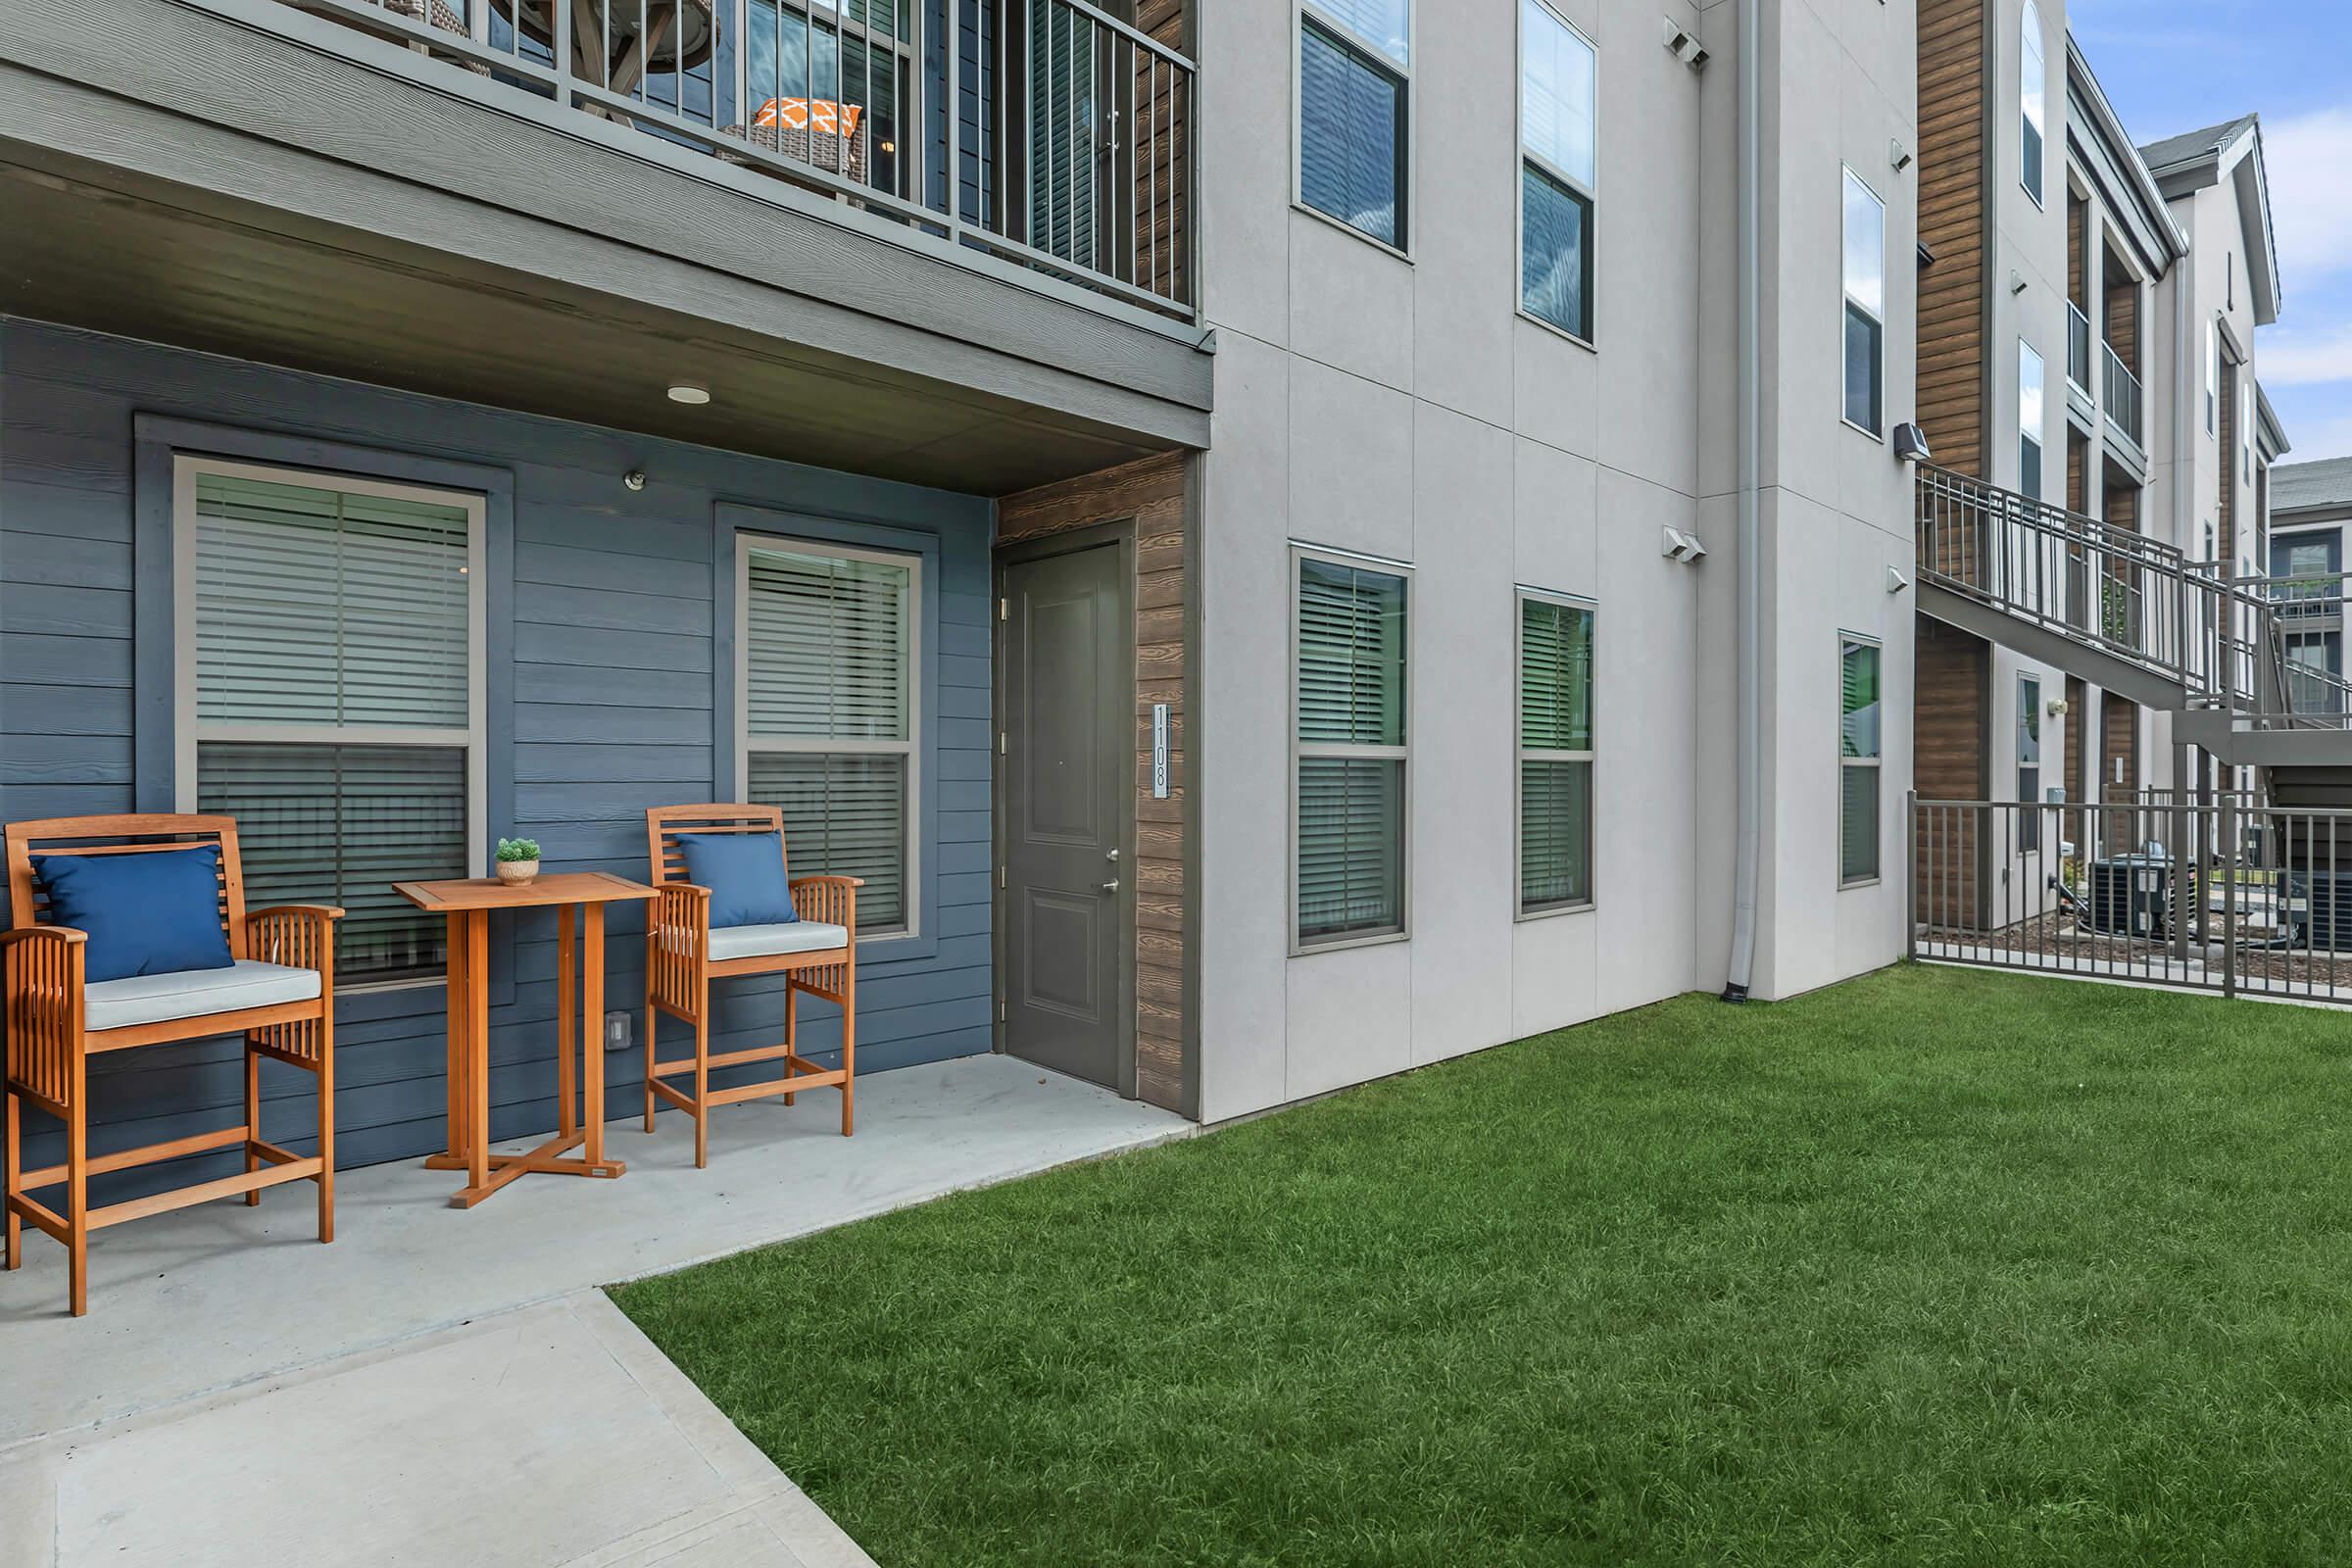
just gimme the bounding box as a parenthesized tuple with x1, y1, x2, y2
(2286, 871, 2352, 954)
(2085, 856, 2170, 938)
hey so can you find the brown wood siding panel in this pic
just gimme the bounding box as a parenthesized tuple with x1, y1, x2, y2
(998, 451, 1189, 1113)
(2068, 193, 2086, 307)
(2105, 475, 2139, 533)
(1131, 0, 1190, 308)
(2065, 674, 2087, 802)
(2104, 269, 2138, 377)
(2219, 366, 2238, 562)
(1917, 0, 1988, 476)
(1915, 614, 1988, 925)
(2102, 696, 2139, 851)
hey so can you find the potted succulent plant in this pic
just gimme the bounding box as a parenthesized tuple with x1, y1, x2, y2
(494, 837, 542, 887)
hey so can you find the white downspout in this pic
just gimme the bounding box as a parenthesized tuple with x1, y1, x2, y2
(1724, 0, 1761, 1002)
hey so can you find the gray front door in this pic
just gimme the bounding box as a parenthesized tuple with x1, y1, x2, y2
(1002, 542, 1128, 1090)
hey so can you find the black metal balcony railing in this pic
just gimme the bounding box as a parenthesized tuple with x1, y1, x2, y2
(1915, 462, 2223, 694)
(2066, 300, 2090, 393)
(2101, 340, 2142, 448)
(1914, 464, 2352, 737)
(279, 0, 1195, 321)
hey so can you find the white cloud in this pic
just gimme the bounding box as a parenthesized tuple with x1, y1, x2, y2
(2281, 406, 2352, 464)
(2260, 322, 2352, 386)
(2266, 108, 2352, 285)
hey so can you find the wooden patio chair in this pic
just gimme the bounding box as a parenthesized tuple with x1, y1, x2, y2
(4, 814, 341, 1317)
(644, 805, 859, 1166)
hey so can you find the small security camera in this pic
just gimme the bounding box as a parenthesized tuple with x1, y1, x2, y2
(1890, 138, 1913, 172)
(623, 469, 649, 492)
(1661, 18, 1709, 71)
(1892, 423, 1933, 464)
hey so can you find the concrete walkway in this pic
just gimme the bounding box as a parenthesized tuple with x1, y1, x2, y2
(0, 1054, 1192, 1566)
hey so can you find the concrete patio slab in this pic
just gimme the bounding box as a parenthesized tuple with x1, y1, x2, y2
(0, 1054, 1190, 1446)
(0, 1293, 875, 1568)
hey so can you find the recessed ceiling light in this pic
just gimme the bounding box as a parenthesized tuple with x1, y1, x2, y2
(666, 383, 711, 406)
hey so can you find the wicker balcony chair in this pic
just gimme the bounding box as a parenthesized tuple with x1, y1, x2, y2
(644, 805, 859, 1167)
(4, 814, 341, 1317)
(718, 98, 871, 188)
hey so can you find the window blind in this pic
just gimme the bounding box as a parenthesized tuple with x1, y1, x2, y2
(744, 543, 916, 935)
(1519, 597, 1592, 911)
(750, 752, 908, 930)
(188, 465, 475, 983)
(1297, 559, 1406, 944)
(1299, 17, 1406, 247)
(1298, 559, 1404, 747)
(200, 741, 466, 983)
(194, 471, 470, 730)
(1840, 640, 1882, 883)
(1028, 0, 1098, 265)
(746, 547, 909, 741)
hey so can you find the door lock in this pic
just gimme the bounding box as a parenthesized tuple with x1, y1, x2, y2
(1101, 879, 1121, 895)
(1104, 848, 1121, 861)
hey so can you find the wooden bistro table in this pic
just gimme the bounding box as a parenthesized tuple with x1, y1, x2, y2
(395, 872, 657, 1208)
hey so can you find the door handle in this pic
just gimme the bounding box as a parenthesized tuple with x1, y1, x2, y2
(1101, 879, 1120, 895)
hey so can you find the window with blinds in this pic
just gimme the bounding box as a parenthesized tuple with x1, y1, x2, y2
(1295, 554, 1407, 947)
(1299, 0, 1409, 249)
(741, 539, 917, 935)
(179, 460, 480, 984)
(1840, 637, 1882, 885)
(1519, 0, 1594, 339)
(1518, 594, 1593, 914)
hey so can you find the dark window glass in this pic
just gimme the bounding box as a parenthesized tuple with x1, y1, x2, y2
(1521, 164, 1592, 338)
(1300, 20, 1406, 248)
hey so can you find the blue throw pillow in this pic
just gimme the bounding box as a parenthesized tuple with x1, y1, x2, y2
(31, 845, 237, 985)
(673, 831, 799, 928)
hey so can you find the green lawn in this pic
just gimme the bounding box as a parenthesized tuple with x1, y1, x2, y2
(612, 964, 2352, 1566)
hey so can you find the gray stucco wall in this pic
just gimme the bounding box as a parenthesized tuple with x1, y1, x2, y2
(1, 319, 994, 1195)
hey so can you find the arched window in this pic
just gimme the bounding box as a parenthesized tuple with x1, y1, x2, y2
(2021, 0, 2046, 205)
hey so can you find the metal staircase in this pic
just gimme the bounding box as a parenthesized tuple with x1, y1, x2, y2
(1913, 463, 2352, 787)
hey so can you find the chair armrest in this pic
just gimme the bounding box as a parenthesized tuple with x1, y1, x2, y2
(3, 926, 87, 992)
(653, 883, 712, 930)
(4, 928, 87, 1017)
(789, 876, 861, 930)
(0, 926, 87, 952)
(246, 905, 343, 973)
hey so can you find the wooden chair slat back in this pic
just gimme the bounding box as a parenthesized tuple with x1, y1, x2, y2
(645, 804, 790, 889)
(6, 813, 250, 959)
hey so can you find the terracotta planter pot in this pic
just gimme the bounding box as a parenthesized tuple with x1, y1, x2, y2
(495, 859, 540, 887)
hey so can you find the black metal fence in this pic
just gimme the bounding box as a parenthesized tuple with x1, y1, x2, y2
(1910, 792, 2352, 1004)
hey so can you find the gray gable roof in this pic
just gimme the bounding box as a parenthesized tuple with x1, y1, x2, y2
(2275, 457, 2352, 515)
(2139, 115, 2258, 175)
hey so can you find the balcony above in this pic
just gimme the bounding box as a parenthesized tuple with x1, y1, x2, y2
(0, 0, 1209, 491)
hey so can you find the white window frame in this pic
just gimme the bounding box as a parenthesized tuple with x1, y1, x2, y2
(2240, 368, 2254, 486)
(1838, 633, 1883, 890)
(2019, 0, 2046, 208)
(1515, 587, 1595, 920)
(1289, 543, 1412, 956)
(2019, 339, 2045, 499)
(2017, 672, 2042, 854)
(1514, 0, 1597, 346)
(733, 529, 923, 944)
(2207, 321, 2219, 435)
(1294, 0, 1415, 258)
(1841, 166, 1887, 439)
(172, 453, 488, 991)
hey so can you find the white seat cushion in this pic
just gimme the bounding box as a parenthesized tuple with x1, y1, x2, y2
(708, 921, 851, 962)
(83, 959, 323, 1034)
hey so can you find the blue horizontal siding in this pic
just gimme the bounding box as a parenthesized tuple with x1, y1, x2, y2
(0, 319, 997, 1205)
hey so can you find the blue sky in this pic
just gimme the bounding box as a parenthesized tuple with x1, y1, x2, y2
(2068, 0, 2352, 462)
